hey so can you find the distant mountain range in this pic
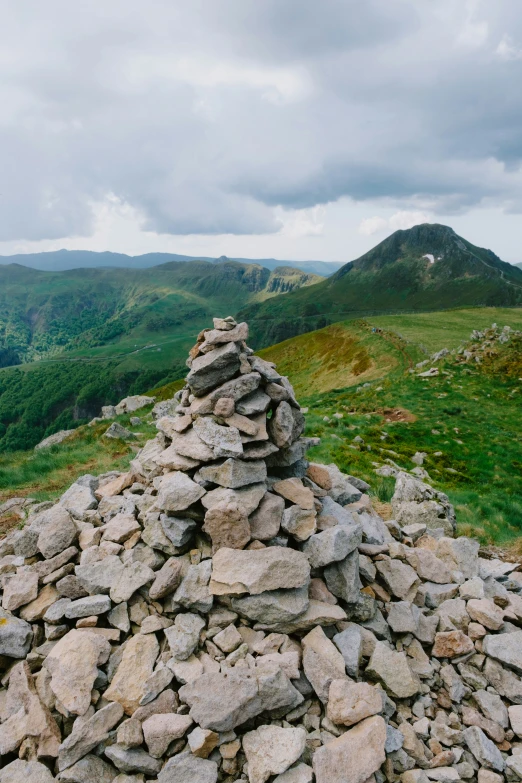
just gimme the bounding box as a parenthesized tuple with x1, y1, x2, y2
(0, 249, 343, 277)
(240, 223, 522, 347)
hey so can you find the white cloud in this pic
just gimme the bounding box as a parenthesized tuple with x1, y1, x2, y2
(1, 0, 522, 252)
(496, 34, 522, 61)
(278, 206, 325, 238)
(359, 211, 432, 236)
(122, 55, 313, 104)
(456, 0, 489, 48)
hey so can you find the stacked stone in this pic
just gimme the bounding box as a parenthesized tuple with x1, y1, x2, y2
(1, 319, 522, 783)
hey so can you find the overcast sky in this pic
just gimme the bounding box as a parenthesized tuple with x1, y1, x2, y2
(1, 0, 522, 263)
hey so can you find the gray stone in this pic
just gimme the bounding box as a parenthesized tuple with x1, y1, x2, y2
(75, 555, 125, 595)
(417, 582, 459, 609)
(436, 536, 480, 579)
(483, 630, 522, 674)
(56, 754, 117, 783)
(179, 666, 303, 732)
(210, 546, 310, 595)
(103, 421, 136, 440)
(0, 760, 55, 783)
(140, 664, 174, 705)
(392, 472, 456, 535)
(473, 689, 509, 727)
(302, 524, 361, 569)
(386, 601, 418, 634)
(2, 571, 38, 611)
(108, 602, 131, 633)
(484, 658, 522, 704)
(463, 726, 504, 771)
(158, 754, 218, 783)
(165, 612, 205, 660)
(385, 725, 404, 753)
(197, 457, 266, 488)
(268, 401, 295, 448)
(193, 417, 243, 458)
(281, 505, 317, 541)
(60, 483, 98, 519)
(190, 372, 261, 415)
(110, 561, 155, 604)
(232, 586, 310, 625)
(163, 427, 214, 461)
(173, 559, 213, 612)
(44, 597, 72, 624)
(149, 557, 183, 600)
(248, 355, 281, 381)
(44, 630, 111, 716)
(203, 483, 266, 516)
(115, 394, 155, 414)
(273, 763, 314, 783)
(375, 559, 420, 601)
(204, 321, 248, 345)
(302, 625, 347, 703)
(58, 702, 124, 770)
(324, 550, 362, 603)
(333, 626, 363, 677)
(187, 342, 240, 396)
(35, 429, 75, 451)
(65, 595, 111, 619)
(156, 471, 206, 512)
(357, 511, 392, 546)
(236, 389, 271, 416)
(104, 634, 159, 715)
(249, 492, 285, 540)
(243, 724, 307, 783)
(255, 599, 346, 634)
(317, 496, 356, 528)
(312, 715, 386, 783)
(56, 574, 89, 599)
(142, 712, 193, 757)
(366, 641, 421, 699)
(37, 506, 77, 558)
(105, 744, 162, 775)
(440, 664, 466, 702)
(160, 514, 197, 547)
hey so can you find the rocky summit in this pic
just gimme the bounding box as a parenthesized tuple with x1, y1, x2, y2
(1, 318, 522, 783)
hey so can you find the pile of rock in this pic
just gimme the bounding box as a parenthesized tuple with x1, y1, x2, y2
(1, 318, 522, 783)
(457, 325, 522, 366)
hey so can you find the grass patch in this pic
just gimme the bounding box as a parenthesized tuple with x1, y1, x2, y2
(300, 358, 522, 545)
(0, 411, 157, 508)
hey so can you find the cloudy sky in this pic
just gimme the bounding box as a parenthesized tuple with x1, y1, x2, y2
(1, 0, 522, 263)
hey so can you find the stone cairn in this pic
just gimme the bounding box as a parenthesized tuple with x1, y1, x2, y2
(1, 319, 522, 783)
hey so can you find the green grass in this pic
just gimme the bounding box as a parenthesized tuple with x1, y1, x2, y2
(259, 320, 420, 397)
(260, 307, 522, 396)
(0, 410, 157, 534)
(300, 356, 522, 545)
(367, 307, 522, 354)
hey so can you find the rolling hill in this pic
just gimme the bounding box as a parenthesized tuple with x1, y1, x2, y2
(240, 223, 522, 348)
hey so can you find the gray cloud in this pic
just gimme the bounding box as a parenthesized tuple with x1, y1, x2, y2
(1, 0, 522, 241)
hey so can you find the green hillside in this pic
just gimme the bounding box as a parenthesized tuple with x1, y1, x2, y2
(0, 259, 322, 367)
(240, 224, 522, 348)
(259, 307, 522, 396)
